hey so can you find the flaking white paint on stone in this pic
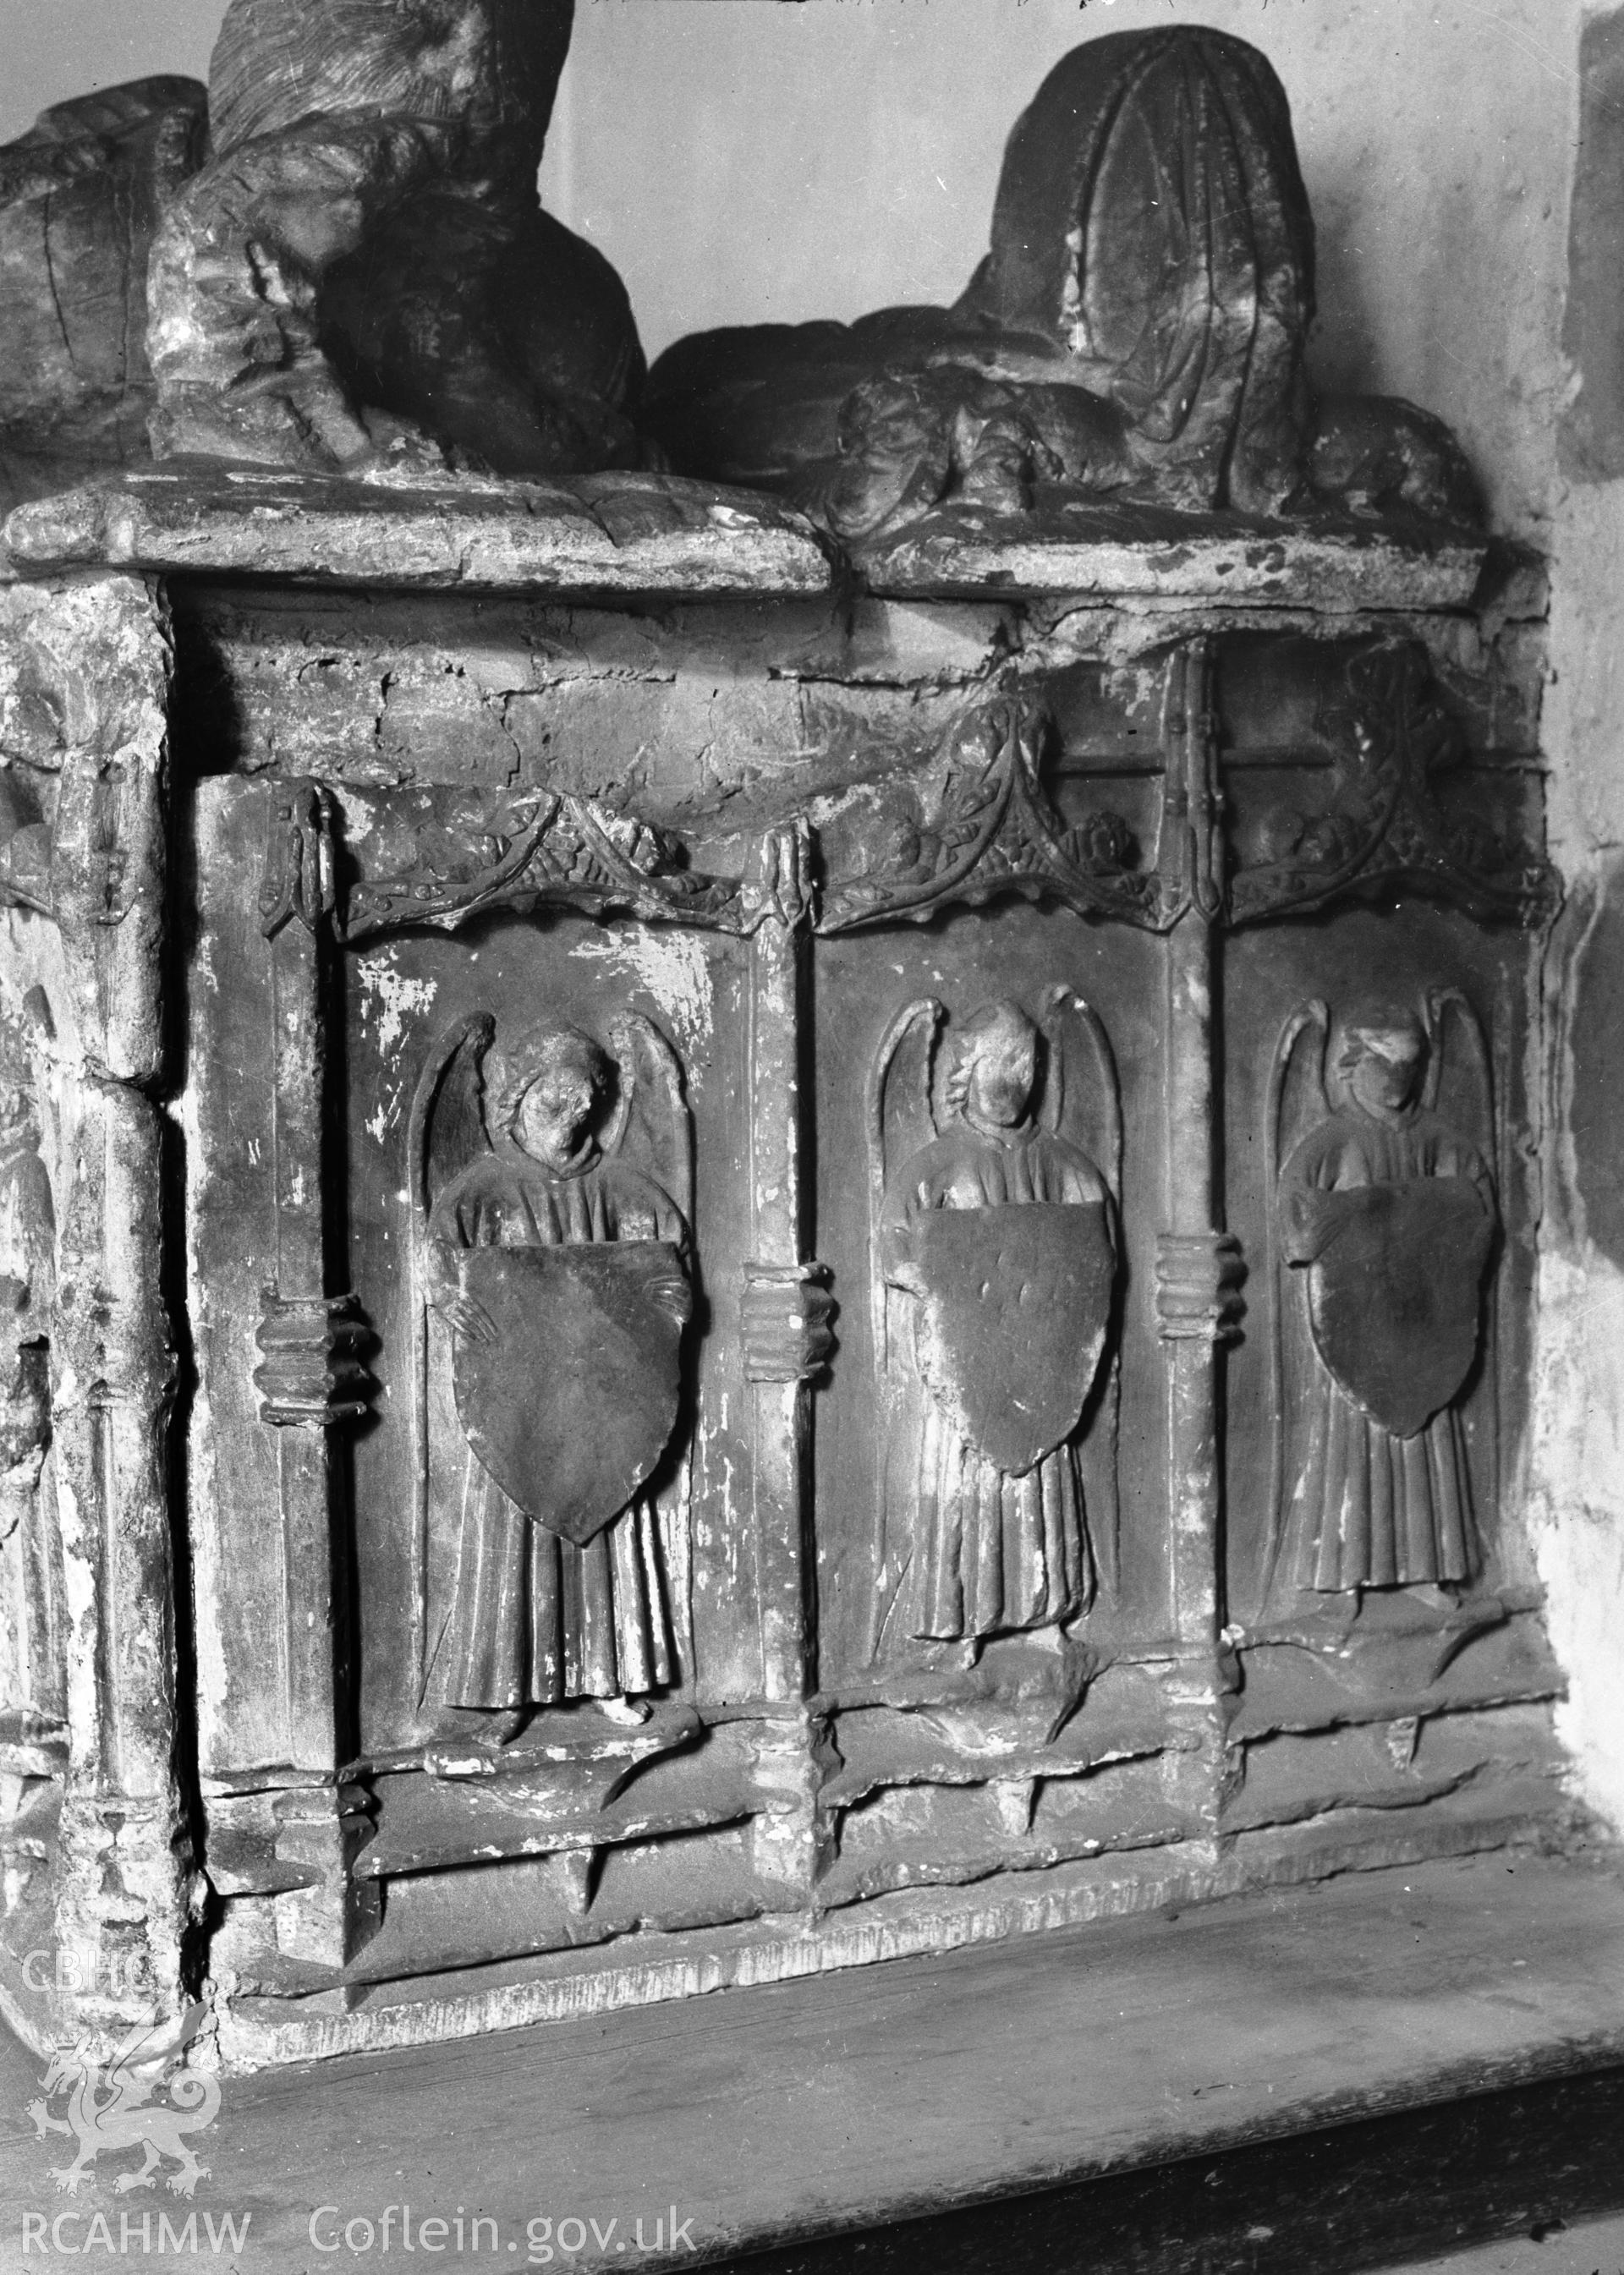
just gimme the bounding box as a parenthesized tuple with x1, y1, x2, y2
(568, 925, 716, 1063)
(358, 956, 438, 1062)
(358, 954, 440, 1148)
(52, 1473, 96, 1775)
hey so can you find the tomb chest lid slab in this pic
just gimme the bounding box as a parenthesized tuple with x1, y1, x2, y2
(1, 469, 1505, 615)
(0, 469, 835, 599)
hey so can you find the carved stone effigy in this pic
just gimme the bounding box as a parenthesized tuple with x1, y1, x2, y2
(0, 16, 1579, 2071)
(0, 79, 207, 513)
(0, 1, 639, 496)
(147, 0, 644, 478)
(645, 27, 1480, 538)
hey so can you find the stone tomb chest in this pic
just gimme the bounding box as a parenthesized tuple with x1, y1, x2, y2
(0, 469, 1566, 2066)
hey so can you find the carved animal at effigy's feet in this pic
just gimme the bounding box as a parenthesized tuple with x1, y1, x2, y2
(644, 26, 1482, 540)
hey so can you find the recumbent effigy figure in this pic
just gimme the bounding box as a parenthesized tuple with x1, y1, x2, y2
(0, 13, 1482, 522)
(870, 995, 1121, 1665)
(645, 25, 1481, 540)
(145, 0, 643, 474)
(1265, 995, 1499, 1614)
(416, 1015, 693, 1741)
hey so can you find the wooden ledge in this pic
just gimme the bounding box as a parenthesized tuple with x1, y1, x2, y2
(4, 1849, 1621, 2268)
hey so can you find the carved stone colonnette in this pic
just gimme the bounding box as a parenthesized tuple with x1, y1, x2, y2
(0, 578, 192, 2058)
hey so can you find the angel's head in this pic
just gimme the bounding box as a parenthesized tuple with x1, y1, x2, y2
(488, 1022, 612, 1174)
(1336, 1000, 1428, 1123)
(946, 1000, 1040, 1132)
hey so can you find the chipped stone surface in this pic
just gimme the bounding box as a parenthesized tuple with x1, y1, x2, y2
(0, 496, 1579, 2075)
(206, 1780, 1584, 2074)
(0, 0, 1600, 2145)
(0, 79, 207, 518)
(0, 574, 192, 2060)
(3, 469, 833, 597)
(856, 500, 1491, 611)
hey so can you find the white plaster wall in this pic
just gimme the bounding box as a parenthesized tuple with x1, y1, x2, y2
(0, 0, 221, 134)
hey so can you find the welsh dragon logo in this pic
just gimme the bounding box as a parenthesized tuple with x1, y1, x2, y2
(27, 2005, 221, 2197)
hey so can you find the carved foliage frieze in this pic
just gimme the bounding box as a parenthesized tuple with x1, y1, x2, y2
(816, 701, 1160, 935)
(1230, 640, 1558, 929)
(342, 790, 745, 942)
(315, 698, 1164, 945)
(307, 644, 1552, 955)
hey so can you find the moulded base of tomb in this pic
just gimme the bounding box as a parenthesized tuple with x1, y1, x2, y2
(196, 1763, 1586, 2074)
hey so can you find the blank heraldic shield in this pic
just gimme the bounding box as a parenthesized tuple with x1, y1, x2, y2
(910, 1206, 1115, 1480)
(1301, 1182, 1493, 1443)
(448, 1242, 688, 1548)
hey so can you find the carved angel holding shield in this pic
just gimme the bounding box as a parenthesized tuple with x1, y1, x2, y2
(1265, 993, 1498, 1609)
(411, 1012, 693, 1741)
(869, 991, 1121, 1664)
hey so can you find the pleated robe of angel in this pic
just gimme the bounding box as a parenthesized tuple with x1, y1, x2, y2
(1280, 1109, 1495, 1593)
(429, 1150, 680, 1708)
(880, 1123, 1104, 1646)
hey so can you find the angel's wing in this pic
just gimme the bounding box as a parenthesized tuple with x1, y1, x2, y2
(409, 1014, 495, 1235)
(1424, 987, 1495, 1169)
(607, 1013, 692, 1230)
(864, 999, 943, 1662)
(1259, 999, 1330, 1613)
(408, 1013, 493, 1706)
(1037, 983, 1122, 1198)
(1035, 984, 1123, 1598)
(867, 999, 942, 1373)
(1424, 985, 1501, 1525)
